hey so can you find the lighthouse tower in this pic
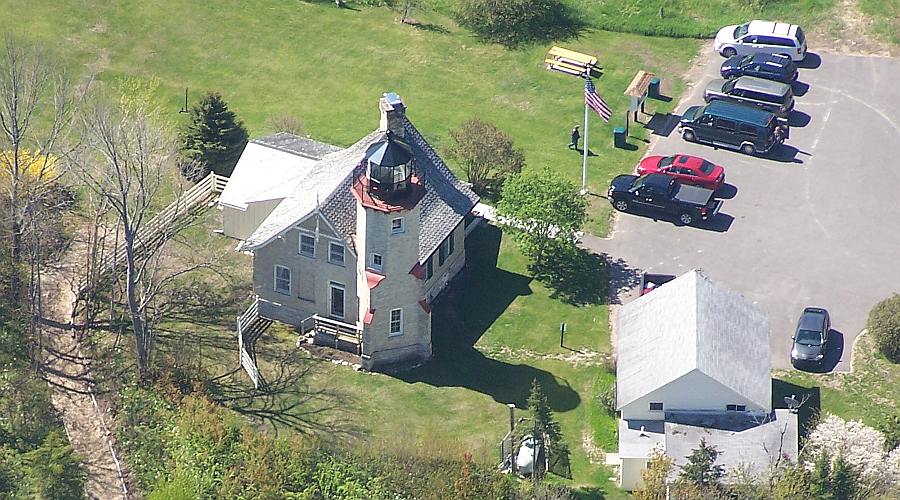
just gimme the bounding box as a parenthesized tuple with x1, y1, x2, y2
(351, 93, 431, 370)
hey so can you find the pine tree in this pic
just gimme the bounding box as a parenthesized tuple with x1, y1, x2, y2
(811, 449, 832, 499)
(526, 378, 567, 478)
(829, 453, 860, 500)
(678, 438, 724, 489)
(180, 91, 248, 180)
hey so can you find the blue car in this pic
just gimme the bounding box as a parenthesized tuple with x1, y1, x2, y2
(721, 53, 798, 84)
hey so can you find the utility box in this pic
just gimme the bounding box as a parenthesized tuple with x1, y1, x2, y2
(614, 127, 627, 148)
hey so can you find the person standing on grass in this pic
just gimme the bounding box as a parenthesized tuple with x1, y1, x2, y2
(568, 125, 580, 150)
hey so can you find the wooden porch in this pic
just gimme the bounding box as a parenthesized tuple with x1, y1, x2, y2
(300, 314, 364, 356)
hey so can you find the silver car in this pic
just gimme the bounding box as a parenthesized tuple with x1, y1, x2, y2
(704, 76, 794, 117)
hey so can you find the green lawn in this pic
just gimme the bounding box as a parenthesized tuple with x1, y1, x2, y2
(775, 333, 900, 430)
(858, 0, 900, 45)
(145, 219, 623, 495)
(13, 0, 697, 237)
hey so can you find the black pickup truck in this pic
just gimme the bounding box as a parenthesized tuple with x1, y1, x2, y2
(607, 173, 722, 225)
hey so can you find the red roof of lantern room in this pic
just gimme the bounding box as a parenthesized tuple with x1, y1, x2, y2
(351, 173, 426, 213)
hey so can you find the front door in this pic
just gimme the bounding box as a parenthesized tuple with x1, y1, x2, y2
(329, 282, 345, 320)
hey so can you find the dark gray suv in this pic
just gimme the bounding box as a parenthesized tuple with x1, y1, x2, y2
(704, 76, 794, 117)
(791, 307, 830, 366)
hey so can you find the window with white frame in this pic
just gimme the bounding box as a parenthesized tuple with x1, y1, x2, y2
(389, 308, 403, 336)
(726, 404, 747, 412)
(328, 242, 345, 265)
(329, 282, 345, 319)
(425, 256, 434, 280)
(371, 253, 383, 272)
(274, 265, 291, 295)
(649, 402, 664, 411)
(299, 233, 316, 257)
(391, 217, 404, 234)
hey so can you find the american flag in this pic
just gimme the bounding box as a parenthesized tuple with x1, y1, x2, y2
(584, 77, 612, 122)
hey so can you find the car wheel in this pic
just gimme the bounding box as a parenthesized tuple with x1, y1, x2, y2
(679, 212, 694, 225)
(682, 129, 696, 142)
(723, 47, 737, 58)
(740, 144, 756, 155)
(614, 199, 629, 212)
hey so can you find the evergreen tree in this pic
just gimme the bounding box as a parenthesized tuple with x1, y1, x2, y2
(830, 453, 860, 500)
(526, 378, 568, 478)
(180, 91, 248, 179)
(679, 439, 724, 489)
(811, 449, 832, 499)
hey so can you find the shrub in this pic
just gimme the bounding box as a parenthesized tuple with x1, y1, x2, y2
(597, 382, 616, 415)
(444, 118, 524, 197)
(452, 0, 568, 46)
(867, 294, 900, 362)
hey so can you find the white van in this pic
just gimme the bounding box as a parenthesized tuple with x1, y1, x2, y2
(714, 20, 807, 62)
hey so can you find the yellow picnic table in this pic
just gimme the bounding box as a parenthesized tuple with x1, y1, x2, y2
(544, 46, 598, 77)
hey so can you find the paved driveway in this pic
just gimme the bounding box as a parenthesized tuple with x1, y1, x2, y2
(585, 50, 900, 372)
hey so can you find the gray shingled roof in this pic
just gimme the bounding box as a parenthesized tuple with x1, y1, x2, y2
(616, 270, 771, 412)
(254, 132, 342, 159)
(242, 118, 478, 264)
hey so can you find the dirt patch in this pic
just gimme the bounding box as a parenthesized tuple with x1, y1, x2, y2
(809, 0, 895, 56)
(581, 429, 605, 464)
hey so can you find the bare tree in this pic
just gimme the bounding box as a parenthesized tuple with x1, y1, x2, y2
(69, 95, 176, 379)
(0, 38, 74, 304)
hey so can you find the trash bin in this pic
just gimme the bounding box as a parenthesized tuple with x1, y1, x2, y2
(613, 127, 627, 148)
(649, 77, 661, 98)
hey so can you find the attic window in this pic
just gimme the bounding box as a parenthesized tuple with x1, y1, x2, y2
(726, 404, 747, 412)
(649, 402, 664, 411)
(391, 217, 404, 234)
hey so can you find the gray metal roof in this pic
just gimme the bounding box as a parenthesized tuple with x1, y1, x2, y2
(242, 119, 478, 264)
(616, 270, 771, 411)
(253, 132, 342, 159)
(704, 101, 775, 127)
(663, 410, 798, 481)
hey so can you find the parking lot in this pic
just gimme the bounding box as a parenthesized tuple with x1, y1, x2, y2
(586, 50, 900, 372)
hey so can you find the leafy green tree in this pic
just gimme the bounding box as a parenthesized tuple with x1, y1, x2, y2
(879, 414, 900, 452)
(497, 168, 586, 271)
(773, 463, 817, 500)
(452, 0, 567, 46)
(867, 294, 900, 362)
(635, 448, 671, 500)
(445, 118, 524, 197)
(678, 439, 724, 489)
(180, 91, 248, 180)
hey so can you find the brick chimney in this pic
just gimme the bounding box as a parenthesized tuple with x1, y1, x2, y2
(379, 92, 406, 137)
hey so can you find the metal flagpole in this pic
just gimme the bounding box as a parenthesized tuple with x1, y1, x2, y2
(581, 87, 589, 195)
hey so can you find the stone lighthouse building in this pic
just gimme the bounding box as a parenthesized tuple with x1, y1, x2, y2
(220, 93, 479, 370)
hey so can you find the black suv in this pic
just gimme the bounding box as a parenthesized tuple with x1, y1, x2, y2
(721, 53, 799, 83)
(679, 100, 788, 155)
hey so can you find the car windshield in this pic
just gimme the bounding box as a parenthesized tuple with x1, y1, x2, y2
(630, 177, 646, 190)
(796, 27, 806, 46)
(739, 54, 753, 66)
(796, 329, 822, 346)
(699, 160, 716, 174)
(722, 80, 736, 93)
(659, 156, 675, 167)
(734, 23, 749, 39)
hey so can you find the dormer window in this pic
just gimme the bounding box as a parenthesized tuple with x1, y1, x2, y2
(391, 217, 404, 234)
(329, 242, 345, 266)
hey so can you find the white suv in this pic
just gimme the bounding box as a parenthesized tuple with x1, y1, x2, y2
(714, 20, 807, 62)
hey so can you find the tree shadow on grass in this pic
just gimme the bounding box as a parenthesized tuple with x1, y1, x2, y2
(535, 247, 608, 306)
(393, 225, 580, 411)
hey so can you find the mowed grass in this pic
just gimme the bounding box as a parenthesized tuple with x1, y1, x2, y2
(155, 221, 622, 493)
(775, 333, 900, 430)
(858, 0, 900, 45)
(12, 0, 697, 237)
